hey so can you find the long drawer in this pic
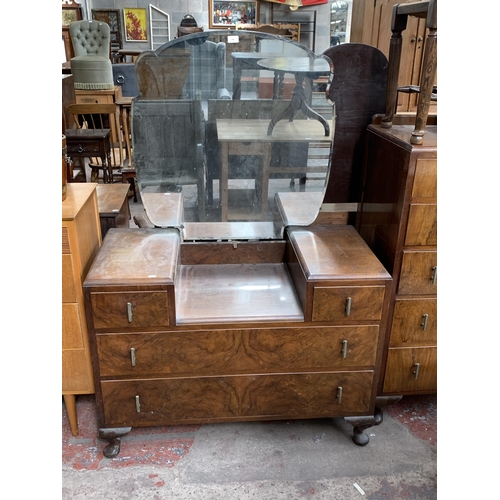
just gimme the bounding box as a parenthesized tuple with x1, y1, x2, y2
(101, 371, 375, 426)
(96, 325, 380, 376)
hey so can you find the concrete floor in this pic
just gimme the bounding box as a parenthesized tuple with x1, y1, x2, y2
(63, 187, 437, 499)
(62, 393, 437, 499)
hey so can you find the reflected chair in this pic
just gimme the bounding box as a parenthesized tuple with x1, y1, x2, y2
(132, 92, 206, 221)
(66, 103, 124, 183)
(69, 20, 114, 90)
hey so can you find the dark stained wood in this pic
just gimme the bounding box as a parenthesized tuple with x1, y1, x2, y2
(180, 241, 285, 265)
(96, 184, 130, 238)
(357, 123, 437, 396)
(321, 43, 388, 212)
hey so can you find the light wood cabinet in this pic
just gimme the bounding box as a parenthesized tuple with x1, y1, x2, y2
(357, 122, 437, 396)
(83, 225, 392, 457)
(62, 183, 102, 435)
(350, 0, 437, 114)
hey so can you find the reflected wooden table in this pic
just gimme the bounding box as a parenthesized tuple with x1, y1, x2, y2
(257, 57, 332, 136)
(216, 119, 333, 222)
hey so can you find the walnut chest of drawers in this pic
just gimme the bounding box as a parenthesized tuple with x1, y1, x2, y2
(62, 183, 102, 435)
(83, 225, 392, 457)
(357, 123, 437, 396)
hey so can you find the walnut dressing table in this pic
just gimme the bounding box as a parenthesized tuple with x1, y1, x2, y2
(84, 224, 391, 457)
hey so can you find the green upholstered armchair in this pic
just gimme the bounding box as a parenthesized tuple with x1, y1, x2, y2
(69, 20, 114, 90)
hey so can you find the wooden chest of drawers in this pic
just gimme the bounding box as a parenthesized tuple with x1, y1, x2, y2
(357, 123, 437, 396)
(83, 225, 391, 457)
(62, 183, 102, 435)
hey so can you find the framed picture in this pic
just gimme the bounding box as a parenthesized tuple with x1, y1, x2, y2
(209, 1, 259, 29)
(92, 9, 123, 52)
(123, 8, 148, 42)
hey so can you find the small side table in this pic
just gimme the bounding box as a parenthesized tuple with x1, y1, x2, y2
(96, 184, 131, 237)
(65, 128, 112, 183)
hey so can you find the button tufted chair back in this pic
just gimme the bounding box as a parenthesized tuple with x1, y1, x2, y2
(70, 20, 111, 58)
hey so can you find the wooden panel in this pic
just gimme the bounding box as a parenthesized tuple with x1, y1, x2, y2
(398, 251, 437, 295)
(90, 291, 170, 329)
(383, 347, 437, 393)
(412, 158, 437, 198)
(101, 371, 374, 426)
(62, 304, 84, 349)
(62, 254, 78, 303)
(62, 350, 93, 392)
(390, 298, 437, 346)
(96, 325, 380, 377)
(312, 286, 385, 322)
(405, 204, 437, 246)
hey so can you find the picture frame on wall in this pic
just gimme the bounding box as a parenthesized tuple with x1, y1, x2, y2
(62, 0, 83, 27)
(209, 1, 259, 29)
(123, 7, 148, 42)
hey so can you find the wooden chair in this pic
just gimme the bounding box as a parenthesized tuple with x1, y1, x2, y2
(131, 92, 206, 221)
(66, 103, 125, 183)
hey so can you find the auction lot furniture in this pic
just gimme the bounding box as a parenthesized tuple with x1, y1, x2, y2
(96, 184, 131, 238)
(62, 183, 101, 436)
(357, 118, 437, 395)
(83, 225, 391, 458)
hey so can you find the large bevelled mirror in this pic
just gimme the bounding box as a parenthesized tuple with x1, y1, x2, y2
(131, 30, 334, 240)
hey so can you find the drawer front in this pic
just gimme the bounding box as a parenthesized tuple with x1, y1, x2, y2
(383, 347, 437, 394)
(398, 251, 437, 295)
(62, 303, 84, 349)
(96, 325, 380, 376)
(390, 298, 437, 346)
(62, 254, 78, 303)
(62, 349, 93, 393)
(90, 291, 170, 329)
(312, 286, 385, 322)
(101, 371, 374, 426)
(412, 159, 437, 198)
(405, 204, 437, 246)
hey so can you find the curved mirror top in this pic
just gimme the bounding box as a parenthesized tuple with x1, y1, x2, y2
(131, 30, 334, 240)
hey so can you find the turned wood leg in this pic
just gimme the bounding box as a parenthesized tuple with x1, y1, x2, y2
(99, 427, 132, 458)
(63, 394, 78, 437)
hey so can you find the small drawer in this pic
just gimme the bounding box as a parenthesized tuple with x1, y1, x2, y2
(312, 286, 385, 322)
(90, 291, 169, 329)
(100, 371, 374, 426)
(383, 346, 437, 394)
(390, 298, 437, 346)
(412, 159, 437, 198)
(96, 325, 380, 377)
(398, 251, 437, 295)
(405, 204, 437, 246)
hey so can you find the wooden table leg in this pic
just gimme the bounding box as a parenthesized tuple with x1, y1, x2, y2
(63, 394, 78, 436)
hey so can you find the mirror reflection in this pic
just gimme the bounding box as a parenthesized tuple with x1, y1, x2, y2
(131, 30, 334, 240)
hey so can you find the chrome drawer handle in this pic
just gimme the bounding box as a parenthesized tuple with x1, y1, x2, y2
(345, 297, 352, 316)
(135, 395, 141, 413)
(430, 266, 437, 285)
(130, 347, 136, 367)
(421, 314, 429, 331)
(341, 340, 348, 359)
(337, 386, 343, 404)
(413, 363, 420, 380)
(127, 302, 133, 323)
